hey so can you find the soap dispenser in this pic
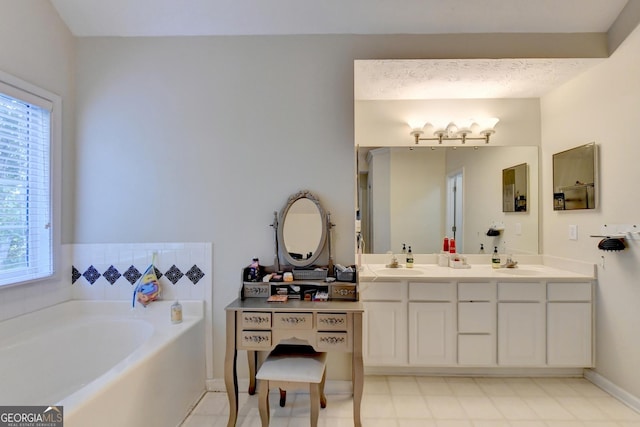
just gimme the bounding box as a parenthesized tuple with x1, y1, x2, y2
(492, 246, 501, 269)
(406, 246, 414, 268)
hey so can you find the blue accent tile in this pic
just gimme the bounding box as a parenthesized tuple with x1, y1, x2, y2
(72, 266, 81, 284)
(165, 265, 183, 285)
(82, 265, 101, 285)
(124, 266, 142, 285)
(103, 265, 121, 285)
(186, 264, 205, 284)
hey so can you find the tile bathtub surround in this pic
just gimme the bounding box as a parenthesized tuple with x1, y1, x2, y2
(70, 242, 212, 302)
(180, 376, 640, 427)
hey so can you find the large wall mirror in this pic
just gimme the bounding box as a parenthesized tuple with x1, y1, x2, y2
(502, 163, 528, 212)
(553, 142, 597, 210)
(277, 190, 327, 267)
(358, 146, 539, 255)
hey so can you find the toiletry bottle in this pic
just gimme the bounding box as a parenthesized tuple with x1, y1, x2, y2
(443, 237, 449, 252)
(449, 238, 456, 254)
(479, 243, 485, 254)
(401, 243, 407, 254)
(171, 300, 183, 324)
(406, 246, 414, 268)
(492, 246, 501, 269)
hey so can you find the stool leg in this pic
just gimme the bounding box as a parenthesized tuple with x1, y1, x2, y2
(319, 369, 327, 409)
(309, 383, 320, 427)
(258, 380, 270, 427)
(278, 388, 287, 407)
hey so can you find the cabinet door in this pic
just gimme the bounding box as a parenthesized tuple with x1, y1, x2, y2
(547, 302, 592, 367)
(363, 301, 407, 365)
(409, 302, 456, 365)
(498, 302, 545, 366)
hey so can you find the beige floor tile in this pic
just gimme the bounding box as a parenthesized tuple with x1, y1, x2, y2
(425, 395, 468, 419)
(417, 376, 454, 396)
(491, 396, 540, 420)
(457, 396, 504, 419)
(388, 375, 422, 395)
(392, 394, 432, 418)
(524, 396, 576, 420)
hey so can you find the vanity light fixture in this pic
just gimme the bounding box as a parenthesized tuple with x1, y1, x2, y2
(410, 117, 499, 144)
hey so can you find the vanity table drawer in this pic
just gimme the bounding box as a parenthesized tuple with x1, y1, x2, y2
(317, 312, 348, 330)
(240, 330, 272, 349)
(317, 332, 350, 351)
(273, 312, 314, 330)
(240, 311, 272, 329)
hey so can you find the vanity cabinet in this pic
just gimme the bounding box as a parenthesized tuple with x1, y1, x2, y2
(457, 282, 496, 365)
(360, 277, 593, 370)
(361, 282, 407, 365)
(409, 282, 456, 365)
(497, 282, 546, 366)
(547, 282, 593, 366)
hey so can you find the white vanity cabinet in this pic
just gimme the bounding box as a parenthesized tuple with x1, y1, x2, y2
(409, 282, 456, 365)
(360, 273, 594, 371)
(360, 281, 407, 365)
(547, 282, 593, 367)
(498, 282, 546, 366)
(457, 282, 496, 365)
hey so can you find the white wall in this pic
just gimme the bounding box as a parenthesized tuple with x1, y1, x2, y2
(541, 24, 640, 399)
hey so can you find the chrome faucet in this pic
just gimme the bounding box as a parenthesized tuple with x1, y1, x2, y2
(385, 252, 400, 268)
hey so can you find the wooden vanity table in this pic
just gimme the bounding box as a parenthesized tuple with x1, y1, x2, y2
(224, 298, 364, 427)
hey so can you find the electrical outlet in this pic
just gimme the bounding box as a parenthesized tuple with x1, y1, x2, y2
(569, 224, 578, 240)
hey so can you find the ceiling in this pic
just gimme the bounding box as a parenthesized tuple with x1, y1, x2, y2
(50, 0, 632, 100)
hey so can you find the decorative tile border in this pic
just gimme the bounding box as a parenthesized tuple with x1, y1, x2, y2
(72, 263, 205, 286)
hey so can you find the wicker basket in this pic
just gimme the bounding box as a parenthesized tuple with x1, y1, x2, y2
(292, 268, 328, 280)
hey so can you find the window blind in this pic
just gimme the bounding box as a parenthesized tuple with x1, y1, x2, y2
(0, 84, 53, 286)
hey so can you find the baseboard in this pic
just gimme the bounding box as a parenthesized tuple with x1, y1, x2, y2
(364, 366, 585, 377)
(207, 378, 353, 394)
(584, 369, 640, 413)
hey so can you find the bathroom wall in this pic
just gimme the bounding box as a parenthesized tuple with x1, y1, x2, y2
(0, 0, 75, 319)
(541, 23, 640, 400)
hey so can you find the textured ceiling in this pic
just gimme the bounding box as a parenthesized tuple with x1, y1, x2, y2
(354, 58, 604, 100)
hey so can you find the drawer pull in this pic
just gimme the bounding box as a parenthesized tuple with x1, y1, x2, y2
(244, 315, 270, 325)
(280, 316, 308, 325)
(243, 334, 270, 344)
(319, 316, 345, 326)
(334, 288, 355, 296)
(319, 335, 346, 345)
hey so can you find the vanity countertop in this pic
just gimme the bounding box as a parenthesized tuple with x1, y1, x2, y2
(359, 263, 595, 281)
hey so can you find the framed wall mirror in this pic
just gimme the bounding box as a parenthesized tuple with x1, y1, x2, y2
(277, 190, 327, 268)
(502, 163, 528, 212)
(553, 142, 597, 210)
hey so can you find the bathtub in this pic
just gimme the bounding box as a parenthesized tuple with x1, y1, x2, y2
(0, 300, 205, 427)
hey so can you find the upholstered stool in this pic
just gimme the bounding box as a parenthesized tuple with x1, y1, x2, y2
(256, 345, 327, 426)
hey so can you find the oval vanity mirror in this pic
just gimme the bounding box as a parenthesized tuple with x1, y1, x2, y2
(277, 190, 327, 268)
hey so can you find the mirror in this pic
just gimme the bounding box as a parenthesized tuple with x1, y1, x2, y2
(502, 163, 528, 212)
(358, 146, 539, 254)
(277, 190, 327, 268)
(553, 142, 597, 210)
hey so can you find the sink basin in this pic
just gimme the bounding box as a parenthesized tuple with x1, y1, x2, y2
(496, 268, 539, 276)
(376, 268, 424, 276)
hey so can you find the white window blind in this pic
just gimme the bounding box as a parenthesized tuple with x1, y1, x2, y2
(0, 82, 53, 286)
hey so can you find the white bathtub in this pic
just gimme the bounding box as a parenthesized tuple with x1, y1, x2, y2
(0, 300, 205, 427)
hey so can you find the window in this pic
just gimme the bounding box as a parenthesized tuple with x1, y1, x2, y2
(0, 74, 59, 287)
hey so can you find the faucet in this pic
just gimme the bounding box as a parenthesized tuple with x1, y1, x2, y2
(385, 252, 399, 268)
(502, 254, 518, 268)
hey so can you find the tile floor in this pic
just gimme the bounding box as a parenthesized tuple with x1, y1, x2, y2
(180, 376, 640, 427)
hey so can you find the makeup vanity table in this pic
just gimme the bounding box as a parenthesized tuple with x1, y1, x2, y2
(224, 298, 364, 427)
(224, 190, 363, 427)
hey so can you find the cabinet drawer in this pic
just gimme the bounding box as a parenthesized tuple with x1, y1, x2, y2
(317, 332, 350, 351)
(409, 282, 455, 301)
(240, 311, 272, 329)
(317, 313, 348, 330)
(458, 302, 494, 333)
(458, 335, 495, 365)
(240, 330, 272, 349)
(360, 282, 403, 301)
(273, 312, 313, 330)
(498, 282, 545, 301)
(458, 282, 495, 301)
(548, 282, 592, 301)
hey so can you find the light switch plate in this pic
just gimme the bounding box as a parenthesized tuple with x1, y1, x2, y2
(569, 224, 578, 240)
